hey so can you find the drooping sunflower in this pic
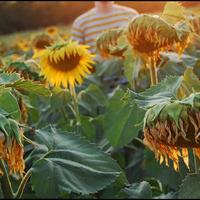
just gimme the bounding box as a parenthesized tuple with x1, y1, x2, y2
(96, 28, 126, 58)
(127, 14, 190, 65)
(0, 120, 25, 177)
(45, 26, 58, 36)
(126, 2, 191, 67)
(143, 93, 200, 171)
(32, 34, 54, 58)
(40, 40, 95, 89)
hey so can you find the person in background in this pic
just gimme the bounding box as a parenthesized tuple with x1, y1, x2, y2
(71, 1, 139, 54)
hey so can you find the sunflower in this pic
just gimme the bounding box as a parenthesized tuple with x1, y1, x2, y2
(60, 33, 71, 40)
(17, 39, 30, 52)
(32, 34, 54, 58)
(143, 93, 200, 171)
(45, 26, 58, 36)
(96, 28, 126, 58)
(127, 14, 190, 66)
(0, 125, 25, 177)
(40, 40, 95, 89)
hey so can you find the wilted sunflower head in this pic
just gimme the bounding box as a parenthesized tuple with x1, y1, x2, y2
(96, 28, 126, 58)
(45, 26, 58, 36)
(32, 34, 54, 58)
(144, 93, 200, 171)
(40, 40, 95, 89)
(127, 14, 190, 65)
(0, 121, 25, 177)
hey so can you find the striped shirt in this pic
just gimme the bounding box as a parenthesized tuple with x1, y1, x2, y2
(71, 4, 138, 53)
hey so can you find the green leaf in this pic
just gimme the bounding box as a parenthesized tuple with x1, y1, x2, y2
(123, 48, 144, 87)
(118, 181, 152, 199)
(178, 173, 200, 199)
(80, 116, 96, 142)
(128, 76, 182, 108)
(104, 88, 145, 147)
(11, 79, 51, 96)
(0, 113, 11, 138)
(0, 73, 20, 85)
(30, 127, 121, 198)
(0, 89, 20, 120)
(180, 67, 200, 97)
(78, 84, 107, 116)
(100, 172, 128, 199)
(144, 149, 184, 191)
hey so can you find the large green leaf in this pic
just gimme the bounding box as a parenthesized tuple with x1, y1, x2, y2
(128, 76, 182, 108)
(144, 149, 184, 191)
(0, 72, 20, 84)
(179, 67, 200, 97)
(123, 48, 144, 88)
(11, 79, 51, 96)
(0, 89, 20, 120)
(178, 173, 200, 199)
(118, 181, 152, 199)
(30, 127, 121, 198)
(0, 72, 51, 96)
(158, 52, 198, 80)
(78, 84, 107, 116)
(104, 87, 145, 147)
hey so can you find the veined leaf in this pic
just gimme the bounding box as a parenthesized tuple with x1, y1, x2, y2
(178, 67, 200, 99)
(104, 87, 145, 147)
(178, 173, 200, 199)
(127, 76, 182, 108)
(0, 89, 20, 120)
(118, 181, 152, 199)
(11, 79, 51, 96)
(30, 126, 121, 197)
(0, 73, 20, 85)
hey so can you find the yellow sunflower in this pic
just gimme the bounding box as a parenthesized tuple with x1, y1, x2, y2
(17, 38, 30, 52)
(45, 26, 58, 36)
(32, 34, 54, 58)
(40, 40, 95, 89)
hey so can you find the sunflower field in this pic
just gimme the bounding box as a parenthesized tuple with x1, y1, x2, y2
(0, 1, 200, 199)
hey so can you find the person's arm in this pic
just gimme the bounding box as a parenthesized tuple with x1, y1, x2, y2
(71, 19, 84, 44)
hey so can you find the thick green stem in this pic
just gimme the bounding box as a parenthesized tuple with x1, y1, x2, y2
(0, 159, 14, 199)
(14, 169, 32, 199)
(149, 63, 158, 86)
(70, 87, 81, 133)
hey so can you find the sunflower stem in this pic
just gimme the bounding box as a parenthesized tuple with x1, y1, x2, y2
(0, 159, 15, 199)
(70, 87, 81, 133)
(149, 62, 158, 86)
(14, 169, 32, 199)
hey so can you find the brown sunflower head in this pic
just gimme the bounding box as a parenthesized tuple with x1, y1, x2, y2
(0, 121, 25, 177)
(32, 34, 54, 51)
(143, 94, 200, 171)
(126, 14, 190, 64)
(45, 26, 58, 36)
(96, 28, 126, 58)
